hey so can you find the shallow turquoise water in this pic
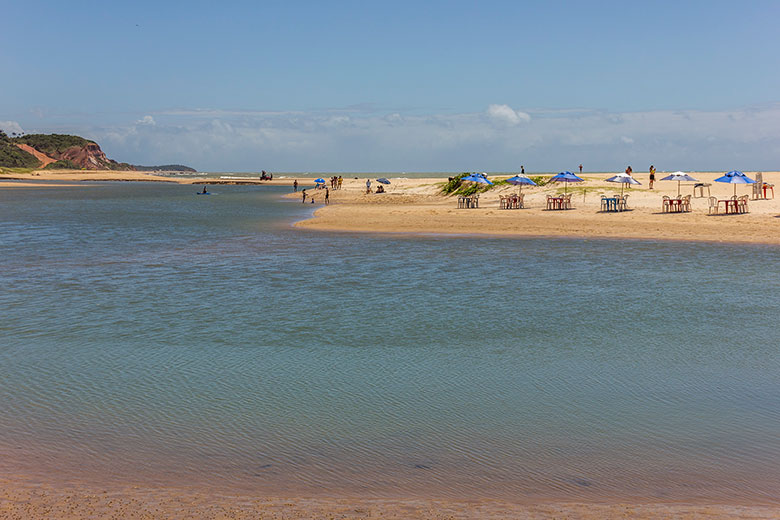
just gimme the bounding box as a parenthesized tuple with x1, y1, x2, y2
(1, 182, 779, 502)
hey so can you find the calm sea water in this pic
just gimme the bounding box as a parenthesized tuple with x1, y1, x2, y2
(1, 182, 779, 503)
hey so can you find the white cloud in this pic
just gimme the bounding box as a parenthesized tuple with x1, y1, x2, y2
(54, 103, 780, 172)
(0, 120, 24, 135)
(487, 104, 531, 126)
(136, 115, 156, 125)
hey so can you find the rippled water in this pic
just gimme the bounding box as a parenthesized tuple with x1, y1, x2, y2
(1, 182, 779, 503)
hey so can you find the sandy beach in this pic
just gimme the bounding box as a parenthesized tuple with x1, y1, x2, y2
(292, 172, 780, 245)
(2, 478, 780, 519)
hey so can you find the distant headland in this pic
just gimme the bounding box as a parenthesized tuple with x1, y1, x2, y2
(0, 131, 195, 172)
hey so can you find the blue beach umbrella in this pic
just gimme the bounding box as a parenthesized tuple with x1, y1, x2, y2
(462, 173, 494, 185)
(314, 178, 325, 184)
(505, 174, 537, 193)
(549, 171, 583, 194)
(376, 178, 391, 184)
(714, 170, 755, 196)
(660, 171, 698, 196)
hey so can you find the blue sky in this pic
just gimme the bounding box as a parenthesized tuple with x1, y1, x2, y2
(2, 1, 780, 172)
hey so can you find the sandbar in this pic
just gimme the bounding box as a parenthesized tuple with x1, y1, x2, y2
(293, 172, 780, 245)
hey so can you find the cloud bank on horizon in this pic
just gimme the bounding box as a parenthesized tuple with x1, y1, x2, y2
(4, 103, 780, 173)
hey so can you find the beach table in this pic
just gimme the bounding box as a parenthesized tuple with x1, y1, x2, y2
(666, 198, 686, 213)
(693, 183, 711, 198)
(458, 195, 479, 209)
(500, 195, 520, 209)
(547, 196, 565, 210)
(719, 199, 739, 214)
(602, 197, 619, 212)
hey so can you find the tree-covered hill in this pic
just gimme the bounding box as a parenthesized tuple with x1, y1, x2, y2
(14, 134, 94, 156)
(0, 131, 40, 168)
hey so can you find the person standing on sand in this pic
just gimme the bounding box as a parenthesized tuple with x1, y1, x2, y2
(301, 189, 307, 203)
(293, 179, 298, 192)
(579, 164, 583, 173)
(366, 178, 372, 194)
(325, 187, 329, 205)
(649, 165, 656, 190)
(521, 166, 525, 174)
(338, 176, 343, 189)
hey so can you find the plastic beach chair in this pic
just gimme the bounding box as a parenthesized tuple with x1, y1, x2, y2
(708, 196, 718, 215)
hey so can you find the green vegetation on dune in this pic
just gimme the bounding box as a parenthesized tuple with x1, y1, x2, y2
(108, 161, 135, 171)
(0, 166, 38, 175)
(440, 172, 501, 196)
(0, 131, 41, 168)
(528, 175, 551, 186)
(43, 159, 80, 170)
(13, 134, 94, 155)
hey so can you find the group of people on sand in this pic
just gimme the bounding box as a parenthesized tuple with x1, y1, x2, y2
(260, 170, 273, 181)
(300, 187, 329, 205)
(329, 176, 343, 189)
(365, 180, 384, 194)
(620, 165, 656, 189)
(364, 179, 386, 194)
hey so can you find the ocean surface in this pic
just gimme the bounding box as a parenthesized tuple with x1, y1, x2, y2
(1, 182, 779, 503)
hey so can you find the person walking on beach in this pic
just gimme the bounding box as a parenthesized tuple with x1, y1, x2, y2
(325, 187, 330, 205)
(365, 178, 372, 194)
(648, 165, 656, 189)
(579, 164, 583, 173)
(293, 179, 298, 192)
(301, 189, 307, 203)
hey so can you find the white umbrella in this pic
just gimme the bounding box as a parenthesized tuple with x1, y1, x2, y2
(660, 171, 698, 196)
(605, 173, 641, 195)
